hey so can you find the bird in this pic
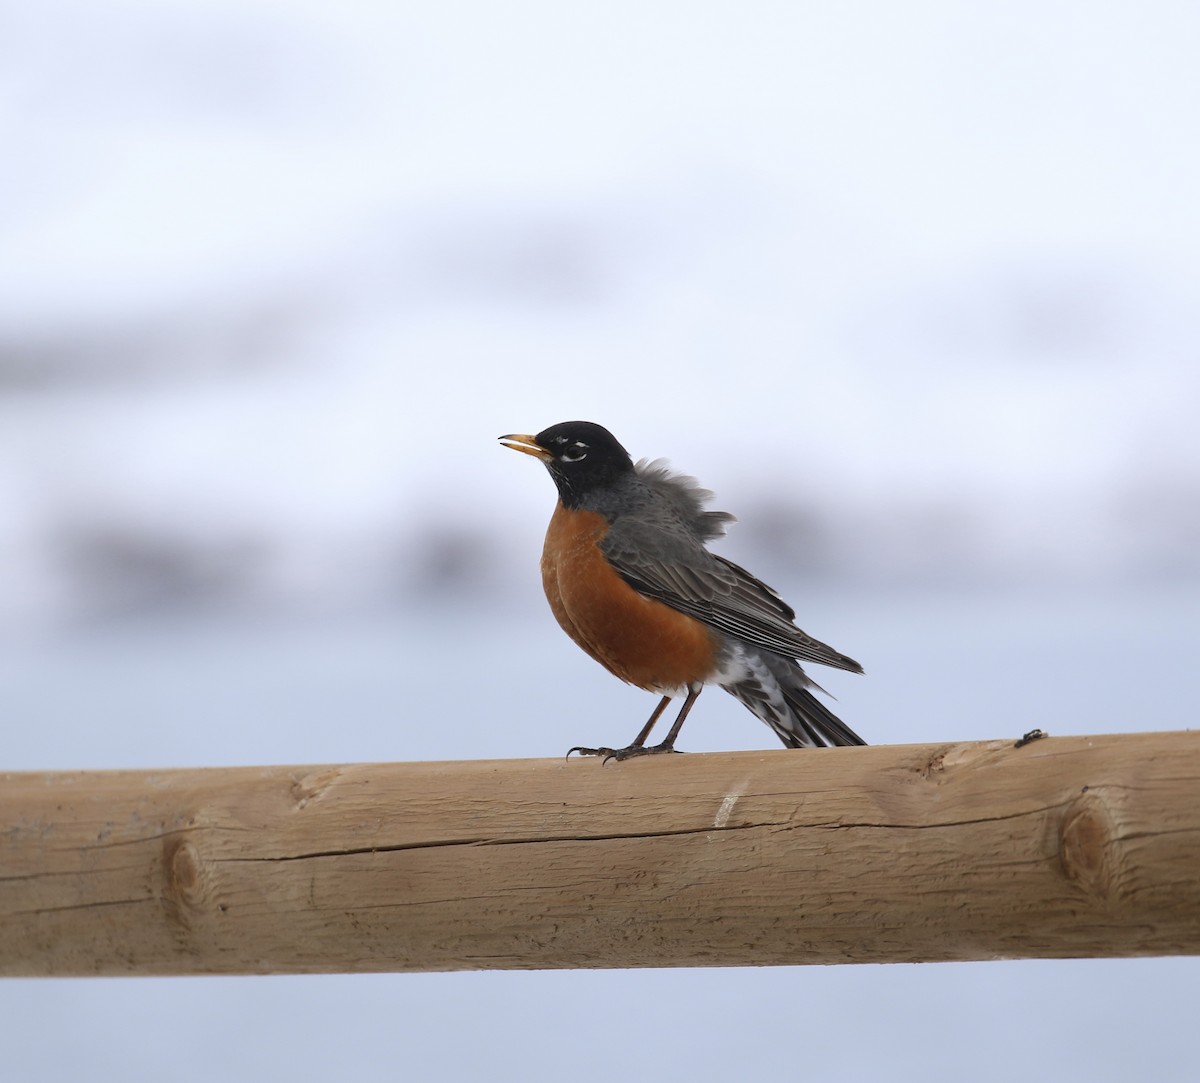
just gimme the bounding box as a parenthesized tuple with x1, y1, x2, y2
(499, 421, 865, 760)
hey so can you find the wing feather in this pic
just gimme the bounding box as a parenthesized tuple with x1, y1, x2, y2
(601, 529, 862, 674)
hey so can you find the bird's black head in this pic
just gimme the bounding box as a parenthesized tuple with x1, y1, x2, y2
(499, 421, 635, 507)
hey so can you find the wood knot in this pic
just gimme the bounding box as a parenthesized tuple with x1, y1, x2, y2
(290, 768, 342, 810)
(920, 741, 1004, 780)
(920, 745, 953, 779)
(161, 836, 210, 932)
(1058, 790, 1122, 904)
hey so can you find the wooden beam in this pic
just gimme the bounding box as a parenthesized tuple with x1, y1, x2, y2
(2, 731, 1198, 976)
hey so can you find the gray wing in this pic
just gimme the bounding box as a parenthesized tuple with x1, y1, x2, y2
(600, 519, 863, 674)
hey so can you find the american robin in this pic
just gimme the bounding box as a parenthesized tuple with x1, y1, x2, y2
(499, 421, 865, 759)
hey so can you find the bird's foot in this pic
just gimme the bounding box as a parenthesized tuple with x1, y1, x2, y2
(567, 742, 682, 764)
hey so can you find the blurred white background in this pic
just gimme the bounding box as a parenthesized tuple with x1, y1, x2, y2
(3, 2, 1198, 1080)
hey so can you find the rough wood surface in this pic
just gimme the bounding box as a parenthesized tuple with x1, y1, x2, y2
(2, 731, 1199, 976)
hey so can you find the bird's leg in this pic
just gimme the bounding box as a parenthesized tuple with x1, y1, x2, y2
(567, 695, 672, 762)
(653, 684, 702, 752)
(628, 695, 673, 748)
(568, 687, 702, 763)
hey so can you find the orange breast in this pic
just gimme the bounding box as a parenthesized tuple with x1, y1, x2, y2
(540, 502, 718, 693)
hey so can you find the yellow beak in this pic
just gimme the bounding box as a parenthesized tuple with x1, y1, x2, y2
(498, 433, 553, 462)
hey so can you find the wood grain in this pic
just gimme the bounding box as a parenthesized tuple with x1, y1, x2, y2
(2, 731, 1198, 975)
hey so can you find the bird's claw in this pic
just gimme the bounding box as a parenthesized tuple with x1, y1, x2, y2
(565, 745, 618, 762)
(567, 742, 682, 764)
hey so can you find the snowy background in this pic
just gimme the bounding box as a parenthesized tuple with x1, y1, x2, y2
(3, 2, 1199, 1080)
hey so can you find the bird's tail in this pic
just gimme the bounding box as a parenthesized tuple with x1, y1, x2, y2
(720, 649, 866, 749)
(775, 674, 866, 748)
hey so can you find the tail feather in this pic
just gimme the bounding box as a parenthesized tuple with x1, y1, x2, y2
(776, 679, 866, 748)
(719, 647, 865, 749)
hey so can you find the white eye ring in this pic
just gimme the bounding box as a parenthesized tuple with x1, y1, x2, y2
(561, 444, 588, 463)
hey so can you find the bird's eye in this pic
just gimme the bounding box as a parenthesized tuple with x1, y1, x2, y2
(561, 443, 588, 463)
